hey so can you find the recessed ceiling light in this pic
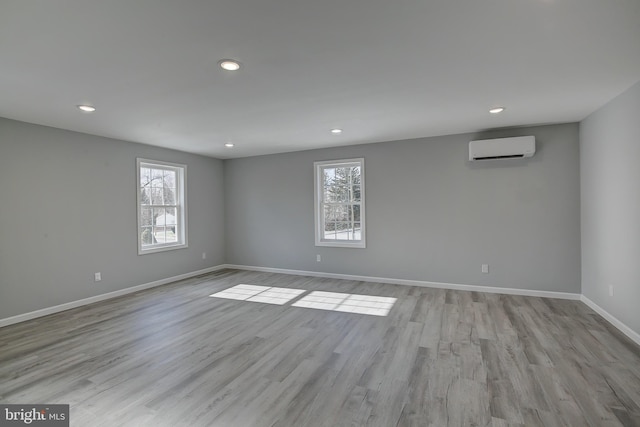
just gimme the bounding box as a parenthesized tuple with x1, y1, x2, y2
(77, 105, 96, 112)
(489, 107, 505, 114)
(224, 142, 235, 148)
(219, 60, 241, 71)
(330, 128, 342, 134)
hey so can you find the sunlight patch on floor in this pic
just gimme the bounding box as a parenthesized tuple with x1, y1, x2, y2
(210, 285, 396, 316)
(292, 291, 396, 316)
(209, 284, 305, 305)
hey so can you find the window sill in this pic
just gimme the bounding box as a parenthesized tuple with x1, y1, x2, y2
(315, 240, 366, 249)
(138, 243, 188, 255)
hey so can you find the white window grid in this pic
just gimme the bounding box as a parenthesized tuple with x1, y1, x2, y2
(137, 158, 187, 254)
(314, 158, 365, 248)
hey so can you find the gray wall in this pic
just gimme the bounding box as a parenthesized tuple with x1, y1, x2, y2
(225, 123, 581, 293)
(0, 118, 225, 319)
(0, 118, 585, 321)
(580, 80, 640, 335)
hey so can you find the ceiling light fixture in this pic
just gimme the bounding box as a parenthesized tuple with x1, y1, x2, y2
(224, 142, 235, 148)
(77, 105, 96, 112)
(330, 128, 343, 134)
(489, 107, 505, 114)
(219, 60, 241, 71)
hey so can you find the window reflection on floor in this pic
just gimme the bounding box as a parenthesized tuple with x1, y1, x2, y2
(292, 291, 396, 316)
(210, 285, 396, 316)
(209, 284, 305, 305)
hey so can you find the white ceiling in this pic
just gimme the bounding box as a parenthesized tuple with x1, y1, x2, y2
(1, 0, 639, 159)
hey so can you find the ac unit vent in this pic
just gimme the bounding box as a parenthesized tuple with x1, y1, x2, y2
(469, 136, 535, 161)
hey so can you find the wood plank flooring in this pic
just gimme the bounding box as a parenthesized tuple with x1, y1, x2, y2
(1, 269, 639, 426)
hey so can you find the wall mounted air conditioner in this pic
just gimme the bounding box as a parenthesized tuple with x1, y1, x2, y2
(469, 136, 535, 161)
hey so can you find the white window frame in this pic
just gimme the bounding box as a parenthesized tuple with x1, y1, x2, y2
(136, 158, 188, 255)
(314, 158, 366, 248)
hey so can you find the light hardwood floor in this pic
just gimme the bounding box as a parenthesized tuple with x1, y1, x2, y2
(1, 269, 639, 426)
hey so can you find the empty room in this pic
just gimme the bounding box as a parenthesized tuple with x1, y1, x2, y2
(1, 1, 639, 426)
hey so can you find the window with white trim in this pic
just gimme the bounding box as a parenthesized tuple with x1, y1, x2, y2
(314, 158, 365, 248)
(137, 159, 187, 254)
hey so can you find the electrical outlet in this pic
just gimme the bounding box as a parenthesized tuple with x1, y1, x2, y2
(481, 264, 489, 274)
(94, 272, 101, 282)
(608, 284, 614, 297)
(317, 254, 322, 262)
(202, 252, 207, 260)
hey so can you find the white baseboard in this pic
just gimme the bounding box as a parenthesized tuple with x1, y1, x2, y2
(223, 264, 582, 300)
(0, 265, 227, 328)
(580, 295, 640, 346)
